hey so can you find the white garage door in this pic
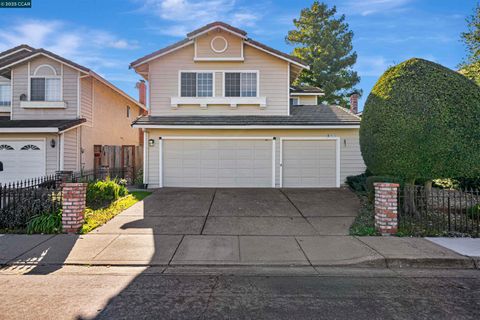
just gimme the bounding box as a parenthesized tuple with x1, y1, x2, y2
(163, 138, 274, 187)
(0, 140, 46, 185)
(281, 139, 339, 188)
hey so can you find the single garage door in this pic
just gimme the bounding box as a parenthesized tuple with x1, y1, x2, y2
(163, 138, 274, 187)
(281, 138, 339, 188)
(0, 140, 46, 185)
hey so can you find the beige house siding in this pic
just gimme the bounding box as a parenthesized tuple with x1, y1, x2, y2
(63, 128, 78, 171)
(148, 44, 289, 116)
(195, 30, 243, 59)
(291, 95, 318, 105)
(11, 56, 79, 120)
(80, 78, 142, 171)
(144, 128, 365, 188)
(0, 133, 59, 175)
(80, 77, 93, 126)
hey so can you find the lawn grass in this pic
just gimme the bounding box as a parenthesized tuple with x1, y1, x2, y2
(81, 191, 151, 234)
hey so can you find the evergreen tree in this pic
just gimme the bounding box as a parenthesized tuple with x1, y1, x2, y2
(287, 1, 360, 104)
(459, 3, 480, 84)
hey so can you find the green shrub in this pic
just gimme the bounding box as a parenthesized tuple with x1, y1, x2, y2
(26, 210, 62, 234)
(360, 58, 480, 182)
(134, 169, 143, 186)
(432, 178, 459, 190)
(457, 177, 480, 191)
(467, 204, 480, 219)
(86, 178, 128, 209)
(346, 172, 369, 193)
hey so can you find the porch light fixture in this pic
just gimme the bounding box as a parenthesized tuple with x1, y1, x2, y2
(50, 139, 56, 148)
(148, 139, 155, 147)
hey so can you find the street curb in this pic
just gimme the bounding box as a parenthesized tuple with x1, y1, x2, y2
(384, 257, 476, 269)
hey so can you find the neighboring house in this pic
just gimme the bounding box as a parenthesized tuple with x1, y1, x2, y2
(0, 45, 146, 184)
(290, 85, 324, 106)
(130, 22, 365, 188)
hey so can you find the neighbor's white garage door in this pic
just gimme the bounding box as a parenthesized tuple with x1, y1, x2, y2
(0, 140, 46, 185)
(281, 138, 339, 188)
(163, 138, 274, 187)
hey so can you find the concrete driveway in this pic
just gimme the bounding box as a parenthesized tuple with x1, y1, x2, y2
(93, 188, 361, 236)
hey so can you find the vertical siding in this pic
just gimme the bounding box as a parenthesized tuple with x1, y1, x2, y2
(11, 56, 79, 120)
(144, 129, 366, 188)
(149, 44, 289, 116)
(63, 128, 78, 171)
(195, 31, 243, 58)
(81, 77, 93, 125)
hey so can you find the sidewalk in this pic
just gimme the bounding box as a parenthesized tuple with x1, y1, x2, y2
(1, 233, 477, 269)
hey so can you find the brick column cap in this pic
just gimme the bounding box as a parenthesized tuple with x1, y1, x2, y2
(374, 182, 400, 188)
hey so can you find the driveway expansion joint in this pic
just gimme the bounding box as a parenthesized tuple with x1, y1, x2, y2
(200, 188, 217, 235)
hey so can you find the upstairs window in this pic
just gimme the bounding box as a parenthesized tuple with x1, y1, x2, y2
(180, 72, 213, 97)
(30, 64, 61, 102)
(0, 84, 10, 106)
(225, 72, 257, 97)
(290, 97, 299, 106)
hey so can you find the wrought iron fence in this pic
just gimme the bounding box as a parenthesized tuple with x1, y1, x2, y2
(0, 175, 62, 230)
(71, 167, 126, 183)
(399, 185, 480, 237)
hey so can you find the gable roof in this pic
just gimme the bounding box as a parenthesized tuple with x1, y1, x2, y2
(130, 21, 309, 69)
(132, 105, 360, 128)
(0, 44, 34, 59)
(0, 118, 86, 133)
(0, 45, 146, 110)
(187, 21, 247, 39)
(290, 85, 324, 95)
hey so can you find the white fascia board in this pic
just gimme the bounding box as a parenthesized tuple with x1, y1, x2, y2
(58, 123, 86, 134)
(130, 41, 194, 68)
(188, 26, 247, 40)
(290, 93, 325, 96)
(0, 52, 88, 74)
(132, 124, 360, 129)
(0, 127, 59, 133)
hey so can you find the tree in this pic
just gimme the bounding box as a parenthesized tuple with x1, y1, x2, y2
(459, 3, 480, 84)
(360, 58, 480, 184)
(286, 1, 360, 104)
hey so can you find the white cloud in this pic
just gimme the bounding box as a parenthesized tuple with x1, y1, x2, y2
(355, 55, 392, 76)
(135, 0, 263, 36)
(342, 0, 412, 16)
(0, 19, 138, 70)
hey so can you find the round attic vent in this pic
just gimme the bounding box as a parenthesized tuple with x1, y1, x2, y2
(210, 36, 228, 53)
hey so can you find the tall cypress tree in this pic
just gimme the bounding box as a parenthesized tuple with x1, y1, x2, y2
(459, 3, 480, 85)
(287, 1, 360, 104)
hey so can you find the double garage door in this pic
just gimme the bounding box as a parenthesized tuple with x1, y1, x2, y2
(160, 137, 339, 188)
(0, 140, 46, 185)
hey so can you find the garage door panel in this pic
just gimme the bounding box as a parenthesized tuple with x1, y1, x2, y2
(163, 139, 273, 187)
(0, 140, 46, 184)
(282, 139, 337, 188)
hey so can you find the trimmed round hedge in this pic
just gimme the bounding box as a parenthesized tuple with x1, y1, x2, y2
(360, 58, 480, 182)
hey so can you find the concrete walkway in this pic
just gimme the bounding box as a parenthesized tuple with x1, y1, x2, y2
(0, 189, 478, 269)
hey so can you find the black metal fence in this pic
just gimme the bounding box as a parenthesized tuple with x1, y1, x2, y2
(399, 185, 480, 237)
(0, 175, 62, 230)
(71, 167, 126, 183)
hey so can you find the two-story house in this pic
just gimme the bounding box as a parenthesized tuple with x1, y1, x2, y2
(131, 22, 365, 188)
(0, 45, 146, 184)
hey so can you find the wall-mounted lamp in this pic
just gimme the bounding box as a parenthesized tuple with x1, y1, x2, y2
(50, 139, 56, 148)
(148, 139, 155, 147)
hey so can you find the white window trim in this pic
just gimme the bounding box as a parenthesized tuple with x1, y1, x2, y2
(210, 36, 228, 53)
(222, 70, 260, 98)
(178, 70, 216, 98)
(290, 97, 299, 106)
(279, 137, 341, 188)
(157, 136, 276, 188)
(28, 63, 63, 102)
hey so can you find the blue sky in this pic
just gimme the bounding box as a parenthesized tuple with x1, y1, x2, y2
(0, 0, 475, 110)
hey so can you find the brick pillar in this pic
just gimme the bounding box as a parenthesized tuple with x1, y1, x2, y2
(62, 182, 87, 234)
(374, 182, 399, 235)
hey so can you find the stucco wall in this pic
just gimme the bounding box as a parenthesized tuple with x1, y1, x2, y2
(148, 44, 289, 116)
(80, 78, 142, 170)
(143, 128, 365, 188)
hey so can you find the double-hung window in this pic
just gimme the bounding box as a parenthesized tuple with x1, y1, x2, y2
(180, 72, 213, 97)
(31, 77, 61, 101)
(224, 72, 257, 97)
(0, 83, 11, 106)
